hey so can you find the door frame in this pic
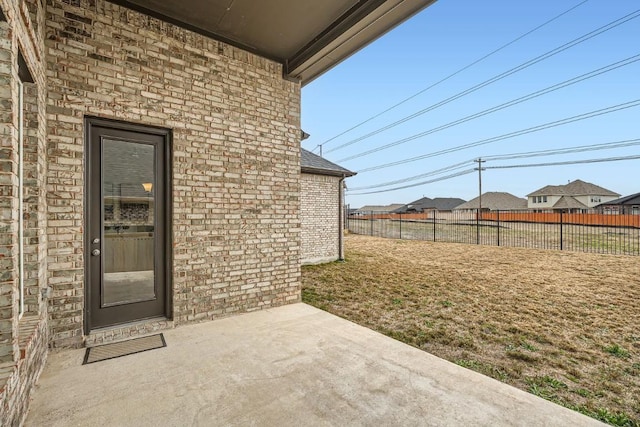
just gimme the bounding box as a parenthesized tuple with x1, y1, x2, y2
(84, 116, 173, 334)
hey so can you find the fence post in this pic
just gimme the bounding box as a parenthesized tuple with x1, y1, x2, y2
(476, 208, 480, 245)
(497, 210, 500, 246)
(345, 205, 349, 232)
(399, 212, 402, 240)
(432, 211, 436, 241)
(560, 211, 564, 251)
(370, 211, 374, 236)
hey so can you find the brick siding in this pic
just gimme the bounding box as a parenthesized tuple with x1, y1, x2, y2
(0, 0, 50, 424)
(45, 0, 302, 347)
(300, 173, 342, 265)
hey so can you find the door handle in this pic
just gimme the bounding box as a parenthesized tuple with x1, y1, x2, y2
(91, 249, 101, 256)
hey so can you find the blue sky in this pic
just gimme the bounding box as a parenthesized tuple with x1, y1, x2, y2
(301, 0, 640, 208)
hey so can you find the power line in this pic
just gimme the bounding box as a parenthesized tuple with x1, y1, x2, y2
(486, 154, 640, 170)
(348, 138, 640, 192)
(347, 169, 477, 195)
(357, 99, 640, 173)
(348, 138, 640, 191)
(336, 54, 640, 163)
(347, 154, 640, 196)
(316, 0, 592, 149)
(348, 160, 474, 191)
(327, 9, 640, 155)
(485, 138, 640, 161)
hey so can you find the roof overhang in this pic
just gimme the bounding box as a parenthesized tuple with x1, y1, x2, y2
(108, 0, 436, 85)
(301, 166, 356, 178)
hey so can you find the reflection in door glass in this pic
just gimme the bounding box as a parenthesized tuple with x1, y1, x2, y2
(102, 139, 156, 306)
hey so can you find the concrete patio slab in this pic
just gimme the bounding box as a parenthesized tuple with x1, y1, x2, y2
(26, 303, 603, 426)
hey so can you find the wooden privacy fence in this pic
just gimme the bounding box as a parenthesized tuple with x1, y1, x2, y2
(480, 212, 640, 228)
(354, 211, 640, 227)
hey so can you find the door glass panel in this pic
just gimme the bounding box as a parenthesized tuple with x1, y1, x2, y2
(102, 139, 156, 306)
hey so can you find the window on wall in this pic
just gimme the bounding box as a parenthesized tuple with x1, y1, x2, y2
(18, 50, 34, 318)
(533, 196, 546, 204)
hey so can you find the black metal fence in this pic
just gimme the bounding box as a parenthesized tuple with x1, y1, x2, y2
(346, 209, 640, 256)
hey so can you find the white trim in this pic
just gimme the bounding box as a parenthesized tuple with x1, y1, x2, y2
(18, 81, 25, 318)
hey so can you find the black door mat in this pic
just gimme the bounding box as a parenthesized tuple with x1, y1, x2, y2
(83, 333, 166, 364)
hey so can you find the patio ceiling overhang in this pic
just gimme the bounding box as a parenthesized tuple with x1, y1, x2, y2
(108, 0, 436, 84)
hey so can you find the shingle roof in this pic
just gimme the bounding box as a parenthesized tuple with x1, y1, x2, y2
(453, 192, 527, 211)
(552, 196, 588, 209)
(357, 204, 405, 213)
(597, 192, 640, 206)
(395, 196, 466, 212)
(394, 197, 432, 212)
(527, 179, 619, 197)
(301, 148, 356, 177)
(432, 197, 468, 211)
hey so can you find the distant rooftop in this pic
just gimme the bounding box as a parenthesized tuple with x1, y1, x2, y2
(454, 192, 527, 211)
(356, 204, 405, 213)
(527, 179, 619, 197)
(552, 196, 587, 210)
(395, 196, 466, 212)
(597, 192, 640, 206)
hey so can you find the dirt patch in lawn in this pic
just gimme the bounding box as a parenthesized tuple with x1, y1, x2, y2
(302, 234, 640, 426)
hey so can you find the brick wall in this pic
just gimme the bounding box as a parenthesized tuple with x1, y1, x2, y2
(0, 3, 18, 368)
(0, 0, 50, 424)
(300, 173, 342, 265)
(1, 316, 48, 426)
(46, 0, 302, 347)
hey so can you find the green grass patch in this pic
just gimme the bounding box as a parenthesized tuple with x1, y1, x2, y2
(574, 388, 591, 398)
(526, 375, 568, 390)
(455, 359, 511, 382)
(604, 344, 630, 359)
(569, 406, 638, 427)
(301, 287, 332, 311)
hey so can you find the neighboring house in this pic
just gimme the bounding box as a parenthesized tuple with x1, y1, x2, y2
(527, 179, 620, 212)
(454, 192, 528, 212)
(300, 149, 355, 265)
(355, 204, 406, 214)
(0, 0, 435, 424)
(394, 196, 466, 213)
(596, 192, 640, 215)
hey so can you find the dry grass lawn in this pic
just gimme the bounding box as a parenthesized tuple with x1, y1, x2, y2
(302, 234, 640, 426)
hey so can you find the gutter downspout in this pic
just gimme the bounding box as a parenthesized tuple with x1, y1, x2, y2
(338, 174, 346, 261)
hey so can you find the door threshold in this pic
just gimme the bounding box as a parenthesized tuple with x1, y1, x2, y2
(86, 317, 174, 347)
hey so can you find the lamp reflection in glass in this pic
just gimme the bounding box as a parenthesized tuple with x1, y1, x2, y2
(141, 182, 153, 225)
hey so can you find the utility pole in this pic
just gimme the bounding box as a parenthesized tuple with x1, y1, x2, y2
(474, 158, 486, 244)
(319, 144, 323, 157)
